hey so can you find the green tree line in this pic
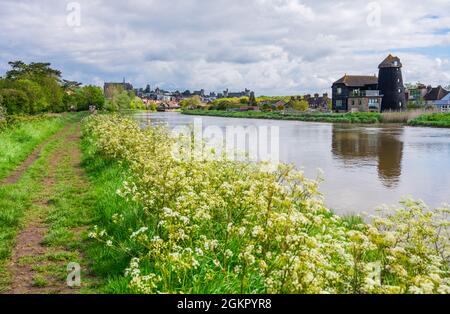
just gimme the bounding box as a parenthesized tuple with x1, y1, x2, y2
(0, 61, 105, 115)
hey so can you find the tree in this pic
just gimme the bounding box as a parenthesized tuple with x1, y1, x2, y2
(0, 96, 6, 130)
(6, 61, 62, 81)
(148, 101, 157, 112)
(0, 78, 48, 113)
(80, 85, 105, 110)
(37, 76, 64, 112)
(104, 99, 119, 112)
(130, 97, 146, 110)
(116, 91, 132, 109)
(180, 95, 203, 109)
(292, 98, 309, 112)
(0, 89, 30, 114)
(249, 92, 257, 107)
(62, 80, 82, 94)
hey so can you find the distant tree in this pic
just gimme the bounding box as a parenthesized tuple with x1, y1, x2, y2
(249, 92, 257, 107)
(292, 98, 309, 112)
(116, 91, 132, 109)
(0, 89, 30, 114)
(147, 101, 157, 112)
(276, 104, 285, 111)
(0, 78, 48, 113)
(130, 97, 146, 110)
(180, 95, 203, 108)
(327, 99, 332, 111)
(6, 61, 61, 81)
(62, 80, 82, 94)
(80, 85, 105, 110)
(240, 96, 250, 105)
(104, 99, 119, 112)
(0, 96, 6, 129)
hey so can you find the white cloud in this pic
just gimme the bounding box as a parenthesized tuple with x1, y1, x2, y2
(0, 0, 449, 94)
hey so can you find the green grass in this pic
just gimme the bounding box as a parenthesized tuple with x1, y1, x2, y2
(0, 136, 61, 292)
(80, 137, 143, 293)
(0, 113, 91, 293)
(0, 113, 82, 180)
(182, 109, 382, 124)
(408, 112, 450, 128)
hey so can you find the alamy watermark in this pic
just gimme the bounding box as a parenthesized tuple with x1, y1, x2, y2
(66, 2, 81, 28)
(171, 118, 280, 168)
(366, 2, 382, 28)
(67, 262, 81, 287)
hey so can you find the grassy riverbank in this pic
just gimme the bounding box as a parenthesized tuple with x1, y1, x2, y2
(182, 109, 382, 124)
(182, 109, 450, 127)
(1, 113, 449, 294)
(80, 114, 449, 294)
(408, 113, 450, 128)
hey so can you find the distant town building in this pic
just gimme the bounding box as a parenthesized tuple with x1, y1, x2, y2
(435, 93, 450, 112)
(104, 78, 133, 99)
(305, 93, 330, 111)
(407, 83, 429, 105)
(220, 88, 252, 98)
(423, 85, 449, 107)
(332, 75, 381, 112)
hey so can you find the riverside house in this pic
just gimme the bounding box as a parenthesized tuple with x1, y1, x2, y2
(423, 85, 449, 108)
(435, 93, 450, 112)
(332, 75, 382, 112)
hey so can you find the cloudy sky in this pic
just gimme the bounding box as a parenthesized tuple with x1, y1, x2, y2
(1, 0, 449, 95)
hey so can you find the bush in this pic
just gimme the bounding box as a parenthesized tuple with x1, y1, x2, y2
(409, 113, 450, 128)
(0, 104, 7, 130)
(0, 88, 30, 115)
(83, 115, 449, 294)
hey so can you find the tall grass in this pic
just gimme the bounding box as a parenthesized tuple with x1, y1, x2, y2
(380, 110, 433, 124)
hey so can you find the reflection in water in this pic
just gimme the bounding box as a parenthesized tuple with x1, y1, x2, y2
(131, 112, 450, 214)
(332, 125, 404, 188)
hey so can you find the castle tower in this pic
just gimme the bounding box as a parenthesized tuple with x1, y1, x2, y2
(378, 54, 406, 112)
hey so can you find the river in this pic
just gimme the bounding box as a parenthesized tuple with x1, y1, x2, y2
(133, 112, 450, 215)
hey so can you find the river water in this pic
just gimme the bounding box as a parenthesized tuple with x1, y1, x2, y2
(133, 112, 450, 215)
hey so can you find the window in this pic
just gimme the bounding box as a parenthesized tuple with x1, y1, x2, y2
(398, 89, 401, 93)
(337, 88, 342, 95)
(394, 61, 398, 66)
(336, 100, 343, 107)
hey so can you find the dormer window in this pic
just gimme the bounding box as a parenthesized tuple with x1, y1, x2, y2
(337, 88, 342, 95)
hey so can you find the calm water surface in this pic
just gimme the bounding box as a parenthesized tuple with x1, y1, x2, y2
(133, 112, 450, 214)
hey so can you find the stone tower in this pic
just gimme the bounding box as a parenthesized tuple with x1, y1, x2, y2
(378, 54, 406, 112)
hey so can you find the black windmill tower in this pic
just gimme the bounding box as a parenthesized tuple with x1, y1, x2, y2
(378, 54, 406, 112)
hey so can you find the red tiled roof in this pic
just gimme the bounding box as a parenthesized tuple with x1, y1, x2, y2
(333, 75, 378, 87)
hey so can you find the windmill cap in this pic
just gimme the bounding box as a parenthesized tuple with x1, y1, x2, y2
(379, 54, 402, 68)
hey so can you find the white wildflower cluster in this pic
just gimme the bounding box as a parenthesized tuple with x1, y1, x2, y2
(82, 115, 450, 294)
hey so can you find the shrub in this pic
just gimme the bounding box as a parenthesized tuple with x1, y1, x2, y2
(83, 115, 449, 294)
(409, 113, 450, 128)
(0, 104, 7, 130)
